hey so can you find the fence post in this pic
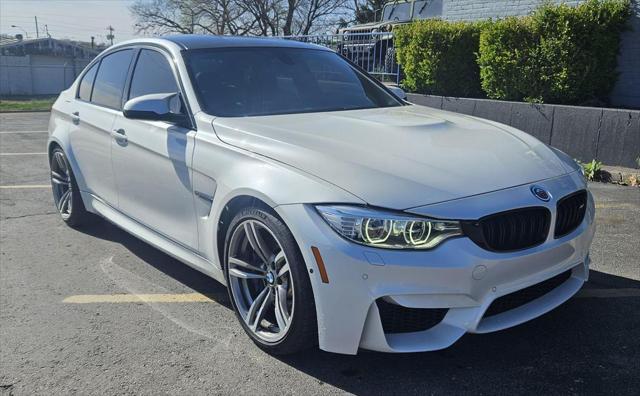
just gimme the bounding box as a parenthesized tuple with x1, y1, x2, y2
(28, 55, 35, 95)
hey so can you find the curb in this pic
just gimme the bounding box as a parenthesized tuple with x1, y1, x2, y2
(599, 165, 640, 187)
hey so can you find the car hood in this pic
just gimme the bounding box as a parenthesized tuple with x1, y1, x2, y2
(212, 105, 568, 209)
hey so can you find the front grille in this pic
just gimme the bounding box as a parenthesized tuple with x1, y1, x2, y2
(484, 270, 572, 317)
(555, 190, 587, 238)
(376, 299, 447, 334)
(344, 30, 373, 41)
(462, 207, 551, 252)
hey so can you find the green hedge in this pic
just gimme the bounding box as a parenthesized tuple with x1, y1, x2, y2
(394, 20, 483, 97)
(478, 0, 631, 104)
(394, 0, 631, 105)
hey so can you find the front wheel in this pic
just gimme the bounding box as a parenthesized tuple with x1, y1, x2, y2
(224, 206, 317, 355)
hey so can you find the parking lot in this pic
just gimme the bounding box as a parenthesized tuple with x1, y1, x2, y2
(1, 112, 639, 395)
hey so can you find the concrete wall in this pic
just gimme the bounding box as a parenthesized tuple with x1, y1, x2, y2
(0, 55, 90, 96)
(441, 0, 640, 109)
(408, 93, 640, 168)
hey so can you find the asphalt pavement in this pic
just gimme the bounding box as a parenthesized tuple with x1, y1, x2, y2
(1, 112, 639, 395)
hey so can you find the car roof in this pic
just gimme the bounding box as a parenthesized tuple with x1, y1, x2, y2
(161, 35, 331, 51)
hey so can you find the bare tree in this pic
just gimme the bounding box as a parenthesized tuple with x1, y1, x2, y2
(130, 0, 350, 36)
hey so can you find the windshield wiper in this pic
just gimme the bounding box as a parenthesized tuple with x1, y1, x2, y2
(387, 1, 399, 19)
(418, 0, 431, 15)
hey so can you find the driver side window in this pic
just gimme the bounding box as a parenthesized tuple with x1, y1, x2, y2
(128, 49, 179, 100)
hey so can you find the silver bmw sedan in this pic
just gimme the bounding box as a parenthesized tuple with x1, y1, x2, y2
(47, 35, 595, 355)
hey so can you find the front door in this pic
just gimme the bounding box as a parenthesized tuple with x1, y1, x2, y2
(110, 48, 198, 249)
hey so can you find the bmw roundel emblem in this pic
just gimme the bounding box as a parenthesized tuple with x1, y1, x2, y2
(531, 185, 551, 202)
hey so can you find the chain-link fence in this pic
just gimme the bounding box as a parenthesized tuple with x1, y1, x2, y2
(1, 56, 92, 96)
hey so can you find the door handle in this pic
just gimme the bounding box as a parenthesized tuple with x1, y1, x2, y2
(111, 128, 128, 143)
(71, 111, 80, 124)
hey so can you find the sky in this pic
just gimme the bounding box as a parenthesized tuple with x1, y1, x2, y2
(1, 0, 142, 44)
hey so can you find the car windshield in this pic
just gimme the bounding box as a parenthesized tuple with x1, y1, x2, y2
(413, 0, 443, 19)
(382, 2, 412, 21)
(183, 47, 402, 117)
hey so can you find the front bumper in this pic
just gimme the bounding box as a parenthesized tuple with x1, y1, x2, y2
(275, 172, 595, 354)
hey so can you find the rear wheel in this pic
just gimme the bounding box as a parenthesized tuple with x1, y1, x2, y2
(224, 206, 317, 355)
(50, 147, 93, 227)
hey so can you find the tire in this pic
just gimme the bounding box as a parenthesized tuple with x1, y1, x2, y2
(49, 147, 93, 227)
(223, 206, 317, 355)
(384, 47, 396, 74)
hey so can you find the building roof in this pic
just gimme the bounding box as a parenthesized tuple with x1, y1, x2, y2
(0, 37, 100, 58)
(163, 34, 331, 51)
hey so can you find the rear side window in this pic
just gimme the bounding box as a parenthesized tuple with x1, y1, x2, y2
(129, 49, 179, 100)
(92, 49, 134, 109)
(78, 63, 98, 101)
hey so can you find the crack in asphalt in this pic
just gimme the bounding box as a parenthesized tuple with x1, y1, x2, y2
(1, 211, 57, 221)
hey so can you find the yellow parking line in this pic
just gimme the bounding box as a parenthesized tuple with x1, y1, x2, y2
(63, 289, 639, 304)
(0, 152, 47, 156)
(0, 185, 50, 189)
(595, 203, 637, 209)
(63, 293, 215, 304)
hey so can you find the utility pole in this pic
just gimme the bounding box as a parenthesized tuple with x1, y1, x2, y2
(44, 24, 51, 38)
(34, 16, 39, 38)
(106, 25, 115, 46)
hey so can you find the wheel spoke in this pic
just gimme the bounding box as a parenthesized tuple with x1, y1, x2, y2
(58, 189, 71, 212)
(274, 251, 286, 265)
(51, 170, 69, 185)
(228, 257, 266, 274)
(244, 222, 272, 264)
(277, 262, 290, 278)
(274, 285, 289, 331)
(54, 152, 67, 172)
(228, 267, 266, 280)
(246, 287, 271, 331)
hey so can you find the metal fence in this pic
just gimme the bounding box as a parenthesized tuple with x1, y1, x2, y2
(1, 57, 92, 96)
(280, 32, 400, 84)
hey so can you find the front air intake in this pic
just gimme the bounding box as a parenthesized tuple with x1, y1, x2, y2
(376, 299, 447, 334)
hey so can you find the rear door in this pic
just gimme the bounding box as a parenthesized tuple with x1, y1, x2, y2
(110, 48, 198, 249)
(69, 49, 135, 206)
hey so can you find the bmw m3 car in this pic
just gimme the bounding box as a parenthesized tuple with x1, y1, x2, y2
(47, 35, 595, 355)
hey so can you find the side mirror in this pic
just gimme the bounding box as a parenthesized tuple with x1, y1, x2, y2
(123, 92, 187, 124)
(387, 85, 407, 101)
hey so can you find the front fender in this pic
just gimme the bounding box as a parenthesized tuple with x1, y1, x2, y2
(191, 128, 364, 268)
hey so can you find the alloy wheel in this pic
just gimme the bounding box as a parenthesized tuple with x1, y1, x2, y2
(227, 219, 294, 343)
(51, 151, 73, 219)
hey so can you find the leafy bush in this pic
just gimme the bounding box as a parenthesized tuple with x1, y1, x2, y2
(394, 20, 483, 97)
(579, 159, 604, 181)
(477, 0, 631, 104)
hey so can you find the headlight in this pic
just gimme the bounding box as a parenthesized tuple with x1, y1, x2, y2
(315, 205, 462, 250)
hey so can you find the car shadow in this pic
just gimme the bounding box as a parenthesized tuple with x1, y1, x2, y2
(78, 219, 231, 308)
(77, 219, 639, 394)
